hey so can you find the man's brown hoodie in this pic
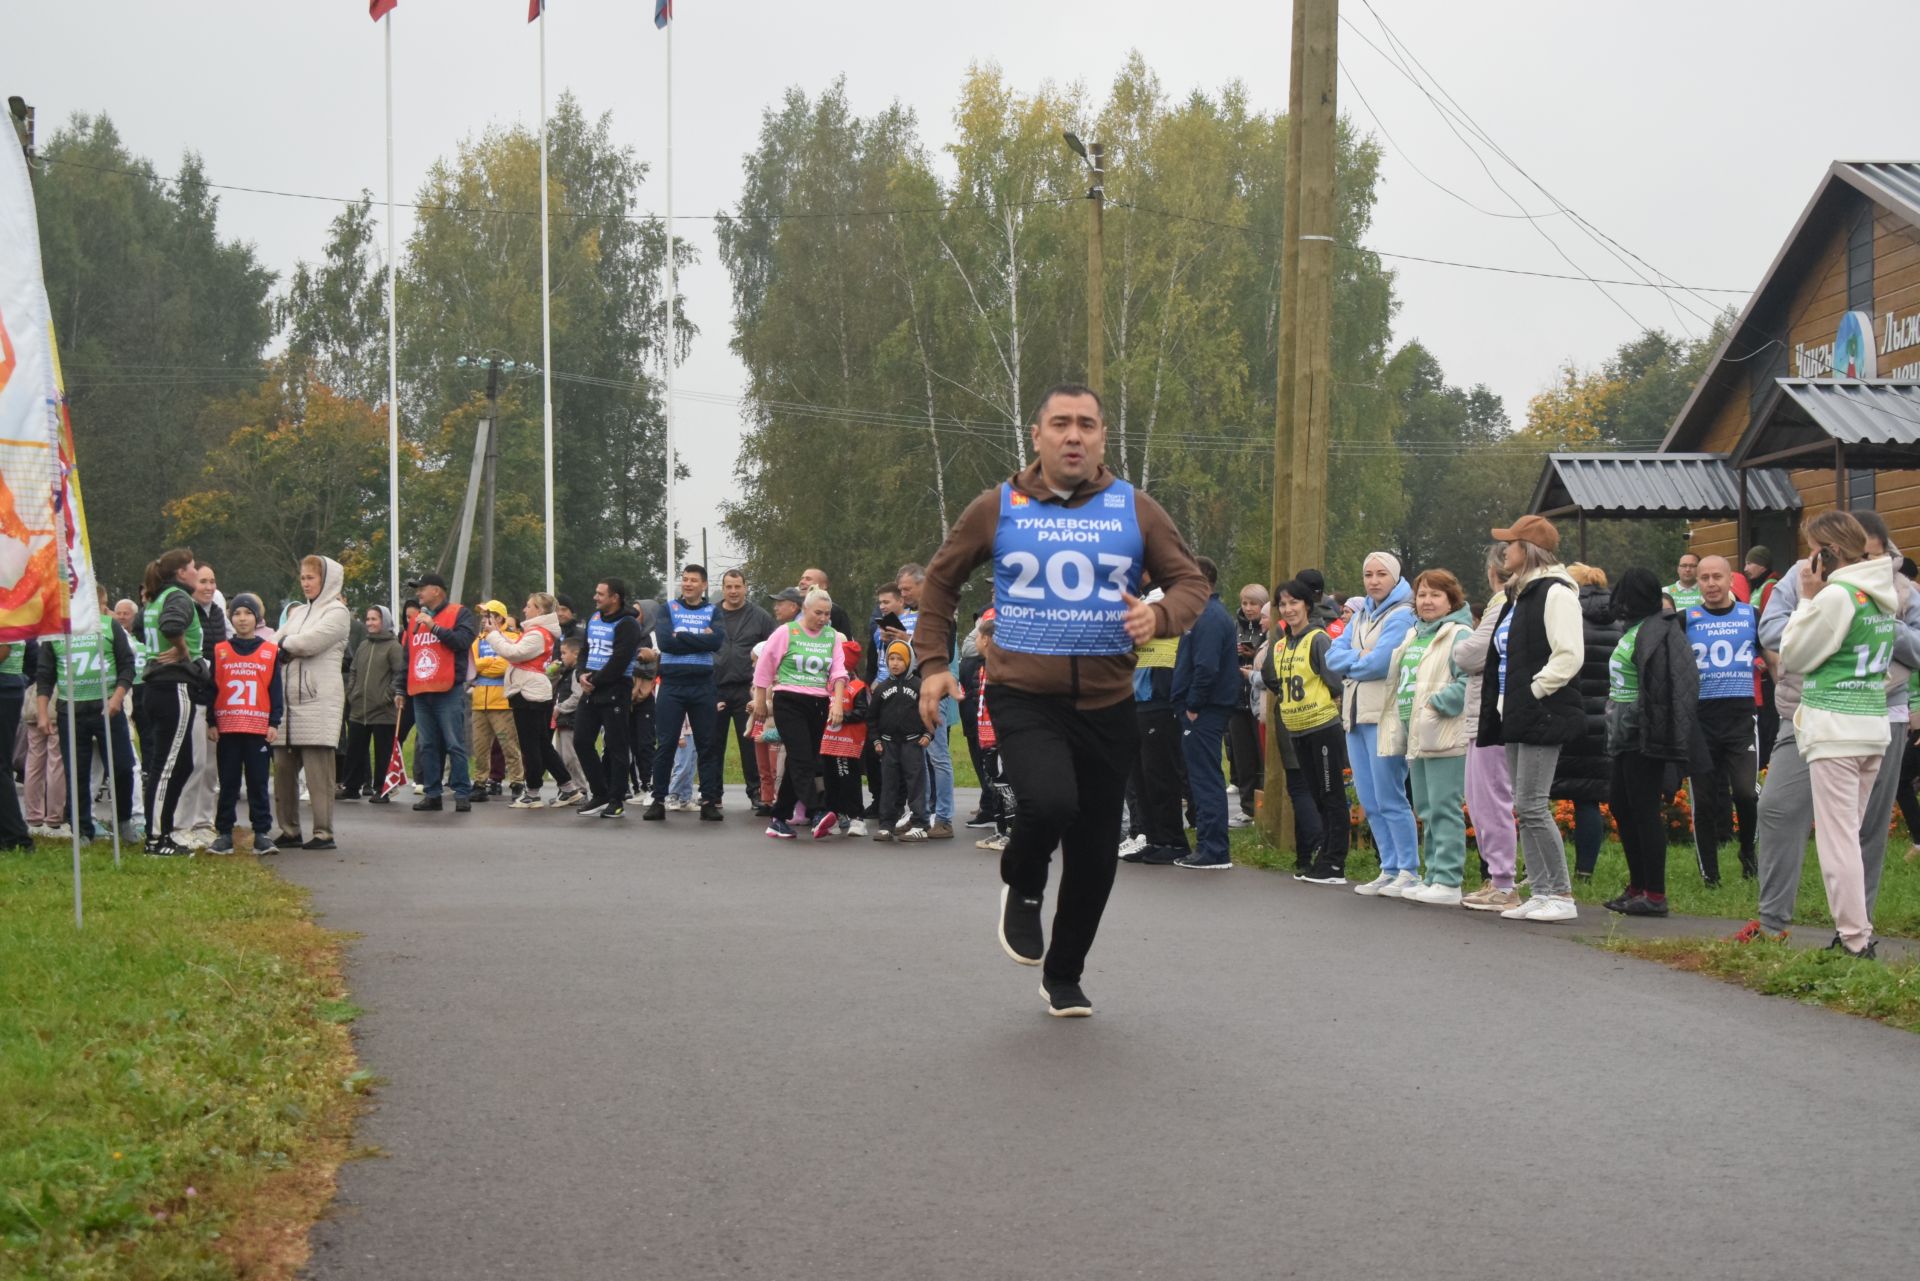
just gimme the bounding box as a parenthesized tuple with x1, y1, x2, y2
(912, 462, 1209, 710)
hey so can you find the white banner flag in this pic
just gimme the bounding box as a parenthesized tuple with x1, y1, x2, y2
(0, 134, 100, 638)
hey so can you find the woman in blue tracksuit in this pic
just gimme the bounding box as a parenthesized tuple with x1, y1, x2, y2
(1326, 552, 1420, 895)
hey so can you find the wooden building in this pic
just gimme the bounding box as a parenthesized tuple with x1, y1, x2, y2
(1532, 161, 1920, 561)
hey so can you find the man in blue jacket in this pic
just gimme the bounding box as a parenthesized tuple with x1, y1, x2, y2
(642, 565, 725, 822)
(1171, 557, 1241, 870)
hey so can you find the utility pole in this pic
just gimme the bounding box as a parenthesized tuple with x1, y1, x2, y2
(6, 97, 32, 168)
(1260, 0, 1335, 848)
(1063, 132, 1105, 393)
(480, 358, 501, 601)
(1288, 0, 1338, 582)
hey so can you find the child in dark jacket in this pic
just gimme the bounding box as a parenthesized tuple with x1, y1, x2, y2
(871, 641, 929, 840)
(820, 640, 871, 835)
(210, 594, 285, 854)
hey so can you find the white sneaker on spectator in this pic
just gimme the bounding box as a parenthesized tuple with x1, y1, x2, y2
(1352, 873, 1395, 897)
(1500, 895, 1543, 920)
(1526, 895, 1579, 923)
(1225, 784, 1240, 797)
(1408, 882, 1463, 906)
(1377, 870, 1422, 898)
(1118, 833, 1146, 856)
(1228, 812, 1252, 829)
(848, 819, 868, 837)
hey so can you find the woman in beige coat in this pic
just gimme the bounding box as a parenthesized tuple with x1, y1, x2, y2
(274, 555, 351, 848)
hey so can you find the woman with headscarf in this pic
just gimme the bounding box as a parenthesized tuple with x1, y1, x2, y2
(273, 555, 351, 849)
(1325, 551, 1420, 896)
(1452, 545, 1521, 911)
(1479, 517, 1585, 922)
(1602, 567, 1698, 916)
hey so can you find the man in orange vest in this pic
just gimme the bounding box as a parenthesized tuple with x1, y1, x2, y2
(395, 572, 479, 813)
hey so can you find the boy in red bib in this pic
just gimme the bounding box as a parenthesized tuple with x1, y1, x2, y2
(210, 593, 284, 854)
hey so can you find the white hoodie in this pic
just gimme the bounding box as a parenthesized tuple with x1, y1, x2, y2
(1780, 554, 1896, 762)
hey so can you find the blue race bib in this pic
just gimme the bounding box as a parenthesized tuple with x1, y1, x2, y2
(991, 481, 1144, 657)
(659, 599, 717, 669)
(1686, 602, 1758, 701)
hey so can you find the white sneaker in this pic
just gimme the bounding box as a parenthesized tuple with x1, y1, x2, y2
(43, 824, 73, 840)
(1377, 870, 1422, 898)
(1353, 873, 1395, 897)
(1500, 895, 1543, 920)
(897, 826, 929, 842)
(507, 795, 541, 810)
(1225, 783, 1240, 797)
(1228, 811, 1253, 829)
(848, 819, 868, 837)
(1117, 833, 1145, 856)
(1526, 895, 1579, 923)
(1408, 882, 1463, 906)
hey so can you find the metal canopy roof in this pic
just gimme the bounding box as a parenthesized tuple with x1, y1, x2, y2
(1529, 452, 1803, 519)
(1732, 379, 1920, 470)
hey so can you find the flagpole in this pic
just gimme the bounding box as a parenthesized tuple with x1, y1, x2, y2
(385, 13, 401, 617)
(538, 9, 556, 595)
(63, 630, 83, 928)
(662, 16, 676, 590)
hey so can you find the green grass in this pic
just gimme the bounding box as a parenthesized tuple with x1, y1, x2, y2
(1, 843, 360, 1279)
(1601, 936, 1920, 1033)
(1228, 827, 1920, 939)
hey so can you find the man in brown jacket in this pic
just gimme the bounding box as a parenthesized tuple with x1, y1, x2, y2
(914, 383, 1207, 1017)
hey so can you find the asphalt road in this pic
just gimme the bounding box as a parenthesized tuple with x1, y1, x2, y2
(279, 790, 1918, 1281)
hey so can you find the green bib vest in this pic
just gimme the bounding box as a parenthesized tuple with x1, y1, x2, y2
(774, 622, 836, 690)
(49, 630, 114, 702)
(141, 585, 203, 680)
(1609, 622, 1643, 705)
(1802, 589, 1895, 716)
(1395, 632, 1434, 723)
(0, 643, 21, 678)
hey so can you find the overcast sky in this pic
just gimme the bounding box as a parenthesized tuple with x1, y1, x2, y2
(14, 0, 1920, 568)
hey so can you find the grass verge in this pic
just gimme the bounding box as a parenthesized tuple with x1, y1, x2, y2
(1600, 936, 1920, 1033)
(1, 841, 363, 1279)
(1228, 827, 1920, 937)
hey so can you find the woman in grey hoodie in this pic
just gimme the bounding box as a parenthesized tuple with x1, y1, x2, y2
(341, 605, 404, 801)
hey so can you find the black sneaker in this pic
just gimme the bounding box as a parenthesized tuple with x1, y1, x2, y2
(1292, 863, 1313, 880)
(488, 781, 503, 796)
(577, 797, 608, 816)
(642, 800, 666, 821)
(1603, 888, 1637, 913)
(765, 818, 797, 839)
(752, 802, 774, 817)
(254, 836, 280, 856)
(964, 810, 996, 829)
(413, 797, 443, 812)
(454, 797, 472, 813)
(1827, 935, 1879, 960)
(143, 834, 190, 858)
(469, 788, 490, 804)
(998, 885, 1044, 966)
(1620, 893, 1669, 917)
(335, 789, 361, 802)
(1038, 977, 1093, 1018)
(304, 836, 338, 851)
(1139, 845, 1185, 866)
(601, 804, 626, 819)
(699, 802, 724, 822)
(1302, 865, 1348, 885)
(871, 827, 895, 843)
(368, 792, 392, 805)
(208, 834, 234, 855)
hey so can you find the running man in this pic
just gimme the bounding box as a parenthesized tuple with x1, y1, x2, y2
(913, 383, 1208, 1017)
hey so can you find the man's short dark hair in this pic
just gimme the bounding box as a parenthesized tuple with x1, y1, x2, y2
(599, 577, 628, 608)
(682, 563, 707, 581)
(721, 568, 746, 584)
(1031, 382, 1104, 425)
(561, 635, 585, 652)
(877, 584, 902, 600)
(1196, 556, 1219, 587)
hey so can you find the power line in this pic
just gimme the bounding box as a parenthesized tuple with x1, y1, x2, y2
(36, 153, 1080, 225)
(1107, 201, 1746, 292)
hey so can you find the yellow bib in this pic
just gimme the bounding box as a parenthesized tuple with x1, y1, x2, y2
(1273, 628, 1338, 732)
(1135, 634, 1179, 669)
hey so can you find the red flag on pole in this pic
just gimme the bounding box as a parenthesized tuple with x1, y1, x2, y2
(380, 733, 410, 797)
(528, 0, 545, 21)
(370, 0, 398, 19)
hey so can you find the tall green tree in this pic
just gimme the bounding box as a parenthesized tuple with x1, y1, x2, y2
(35, 114, 274, 592)
(397, 94, 691, 603)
